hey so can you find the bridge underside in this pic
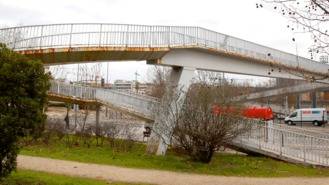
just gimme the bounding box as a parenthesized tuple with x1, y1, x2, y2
(48, 93, 100, 106)
(17, 46, 328, 82)
(148, 49, 328, 80)
(237, 83, 329, 102)
(19, 47, 169, 65)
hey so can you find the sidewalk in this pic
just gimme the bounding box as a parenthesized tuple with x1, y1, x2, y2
(17, 155, 329, 185)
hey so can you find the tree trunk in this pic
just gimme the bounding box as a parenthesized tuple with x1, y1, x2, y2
(192, 148, 214, 163)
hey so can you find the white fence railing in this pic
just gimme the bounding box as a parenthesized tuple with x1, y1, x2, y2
(49, 81, 97, 100)
(0, 23, 327, 74)
(49, 80, 159, 119)
(235, 122, 329, 166)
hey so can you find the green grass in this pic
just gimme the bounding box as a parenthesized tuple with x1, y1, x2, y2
(20, 138, 329, 177)
(0, 170, 150, 185)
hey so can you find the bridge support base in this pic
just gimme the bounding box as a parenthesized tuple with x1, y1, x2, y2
(147, 66, 195, 155)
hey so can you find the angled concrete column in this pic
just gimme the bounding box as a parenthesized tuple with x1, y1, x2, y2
(284, 96, 289, 115)
(147, 66, 195, 156)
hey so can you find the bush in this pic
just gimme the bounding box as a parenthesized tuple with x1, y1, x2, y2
(0, 44, 50, 178)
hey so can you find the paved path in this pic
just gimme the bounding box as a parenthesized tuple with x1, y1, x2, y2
(18, 155, 329, 185)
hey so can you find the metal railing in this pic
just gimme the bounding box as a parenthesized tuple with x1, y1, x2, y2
(235, 121, 329, 166)
(0, 23, 327, 74)
(49, 81, 97, 100)
(49, 80, 159, 119)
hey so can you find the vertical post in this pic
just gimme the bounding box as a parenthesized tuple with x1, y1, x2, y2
(12, 27, 17, 49)
(74, 104, 78, 128)
(303, 135, 306, 163)
(296, 94, 301, 109)
(311, 91, 317, 108)
(280, 131, 284, 156)
(126, 25, 130, 47)
(258, 126, 261, 149)
(284, 95, 289, 116)
(77, 64, 80, 83)
(39, 25, 44, 49)
(106, 62, 109, 85)
(96, 105, 100, 136)
(69, 24, 73, 48)
(99, 24, 103, 47)
(168, 26, 171, 47)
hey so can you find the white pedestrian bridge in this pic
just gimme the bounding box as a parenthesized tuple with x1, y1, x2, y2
(2, 23, 329, 166)
(0, 23, 329, 80)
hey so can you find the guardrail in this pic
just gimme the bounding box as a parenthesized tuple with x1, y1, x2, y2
(235, 121, 329, 166)
(0, 23, 326, 74)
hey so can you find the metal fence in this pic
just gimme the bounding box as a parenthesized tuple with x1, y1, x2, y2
(235, 121, 329, 166)
(49, 80, 159, 119)
(0, 23, 326, 74)
(49, 80, 97, 100)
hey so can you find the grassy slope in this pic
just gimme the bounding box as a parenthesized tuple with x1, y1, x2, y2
(20, 140, 329, 177)
(0, 170, 150, 185)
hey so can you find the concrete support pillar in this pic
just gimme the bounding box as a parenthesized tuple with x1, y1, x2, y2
(296, 94, 301, 109)
(284, 96, 289, 116)
(311, 92, 317, 108)
(147, 66, 195, 156)
(96, 105, 100, 136)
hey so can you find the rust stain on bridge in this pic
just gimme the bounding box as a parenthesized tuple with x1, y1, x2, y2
(200, 46, 329, 79)
(48, 93, 100, 106)
(18, 47, 170, 65)
(17, 45, 329, 79)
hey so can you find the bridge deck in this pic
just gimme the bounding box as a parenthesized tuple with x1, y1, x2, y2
(1, 23, 328, 78)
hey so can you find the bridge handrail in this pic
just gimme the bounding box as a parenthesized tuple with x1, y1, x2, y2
(49, 80, 159, 118)
(236, 121, 329, 166)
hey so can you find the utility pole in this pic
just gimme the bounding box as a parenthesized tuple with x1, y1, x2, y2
(134, 71, 140, 93)
(106, 62, 109, 86)
(77, 64, 80, 83)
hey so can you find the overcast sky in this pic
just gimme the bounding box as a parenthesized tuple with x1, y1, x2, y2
(0, 0, 315, 83)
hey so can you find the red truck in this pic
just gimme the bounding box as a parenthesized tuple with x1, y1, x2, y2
(212, 105, 273, 121)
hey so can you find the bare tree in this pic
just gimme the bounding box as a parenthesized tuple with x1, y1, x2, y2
(147, 66, 171, 98)
(258, 0, 329, 57)
(149, 71, 251, 162)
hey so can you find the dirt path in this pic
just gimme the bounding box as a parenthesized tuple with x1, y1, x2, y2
(18, 155, 329, 185)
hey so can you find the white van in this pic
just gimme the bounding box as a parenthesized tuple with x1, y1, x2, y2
(284, 108, 328, 126)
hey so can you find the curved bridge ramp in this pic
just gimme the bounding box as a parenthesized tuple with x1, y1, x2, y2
(236, 83, 329, 102)
(49, 81, 159, 122)
(234, 122, 329, 167)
